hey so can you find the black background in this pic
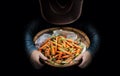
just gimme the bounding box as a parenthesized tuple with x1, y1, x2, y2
(2, 0, 118, 75)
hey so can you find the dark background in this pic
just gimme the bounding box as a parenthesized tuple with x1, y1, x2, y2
(2, 0, 118, 75)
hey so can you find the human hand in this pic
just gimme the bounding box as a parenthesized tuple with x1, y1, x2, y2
(30, 50, 48, 69)
(74, 51, 92, 68)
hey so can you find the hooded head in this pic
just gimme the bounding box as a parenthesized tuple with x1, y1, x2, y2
(39, 0, 83, 25)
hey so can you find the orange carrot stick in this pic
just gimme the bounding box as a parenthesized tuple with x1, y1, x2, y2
(57, 43, 62, 47)
(54, 46, 57, 54)
(58, 51, 63, 60)
(65, 41, 73, 47)
(63, 50, 72, 55)
(66, 39, 73, 42)
(62, 55, 70, 58)
(51, 42, 55, 55)
(39, 42, 49, 50)
(76, 49, 81, 56)
(54, 54, 59, 58)
(73, 44, 82, 49)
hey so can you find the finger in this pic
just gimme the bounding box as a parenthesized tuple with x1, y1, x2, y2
(79, 61, 87, 68)
(80, 59, 91, 68)
(39, 52, 48, 60)
(35, 57, 44, 69)
(78, 61, 85, 68)
(35, 54, 44, 66)
(74, 54, 83, 61)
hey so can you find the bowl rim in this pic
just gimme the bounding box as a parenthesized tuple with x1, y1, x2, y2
(33, 27, 90, 67)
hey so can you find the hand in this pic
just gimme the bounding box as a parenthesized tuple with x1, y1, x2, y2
(74, 51, 92, 68)
(30, 50, 48, 69)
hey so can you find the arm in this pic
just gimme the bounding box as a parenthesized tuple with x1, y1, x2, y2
(24, 18, 48, 69)
(84, 24, 100, 57)
(24, 19, 39, 56)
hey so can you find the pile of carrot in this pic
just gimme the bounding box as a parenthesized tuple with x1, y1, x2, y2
(38, 35, 83, 65)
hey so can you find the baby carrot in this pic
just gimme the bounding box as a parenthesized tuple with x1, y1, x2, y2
(54, 46, 57, 53)
(66, 39, 73, 42)
(54, 54, 59, 58)
(73, 44, 82, 49)
(76, 49, 81, 56)
(62, 55, 70, 58)
(65, 41, 73, 47)
(63, 50, 72, 55)
(39, 42, 49, 50)
(66, 44, 70, 48)
(51, 42, 55, 55)
(57, 43, 62, 47)
(58, 51, 63, 60)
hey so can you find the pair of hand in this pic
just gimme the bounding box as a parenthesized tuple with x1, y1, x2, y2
(30, 50, 92, 69)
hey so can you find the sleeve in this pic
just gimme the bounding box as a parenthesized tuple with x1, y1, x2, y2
(24, 19, 40, 56)
(83, 24, 100, 57)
